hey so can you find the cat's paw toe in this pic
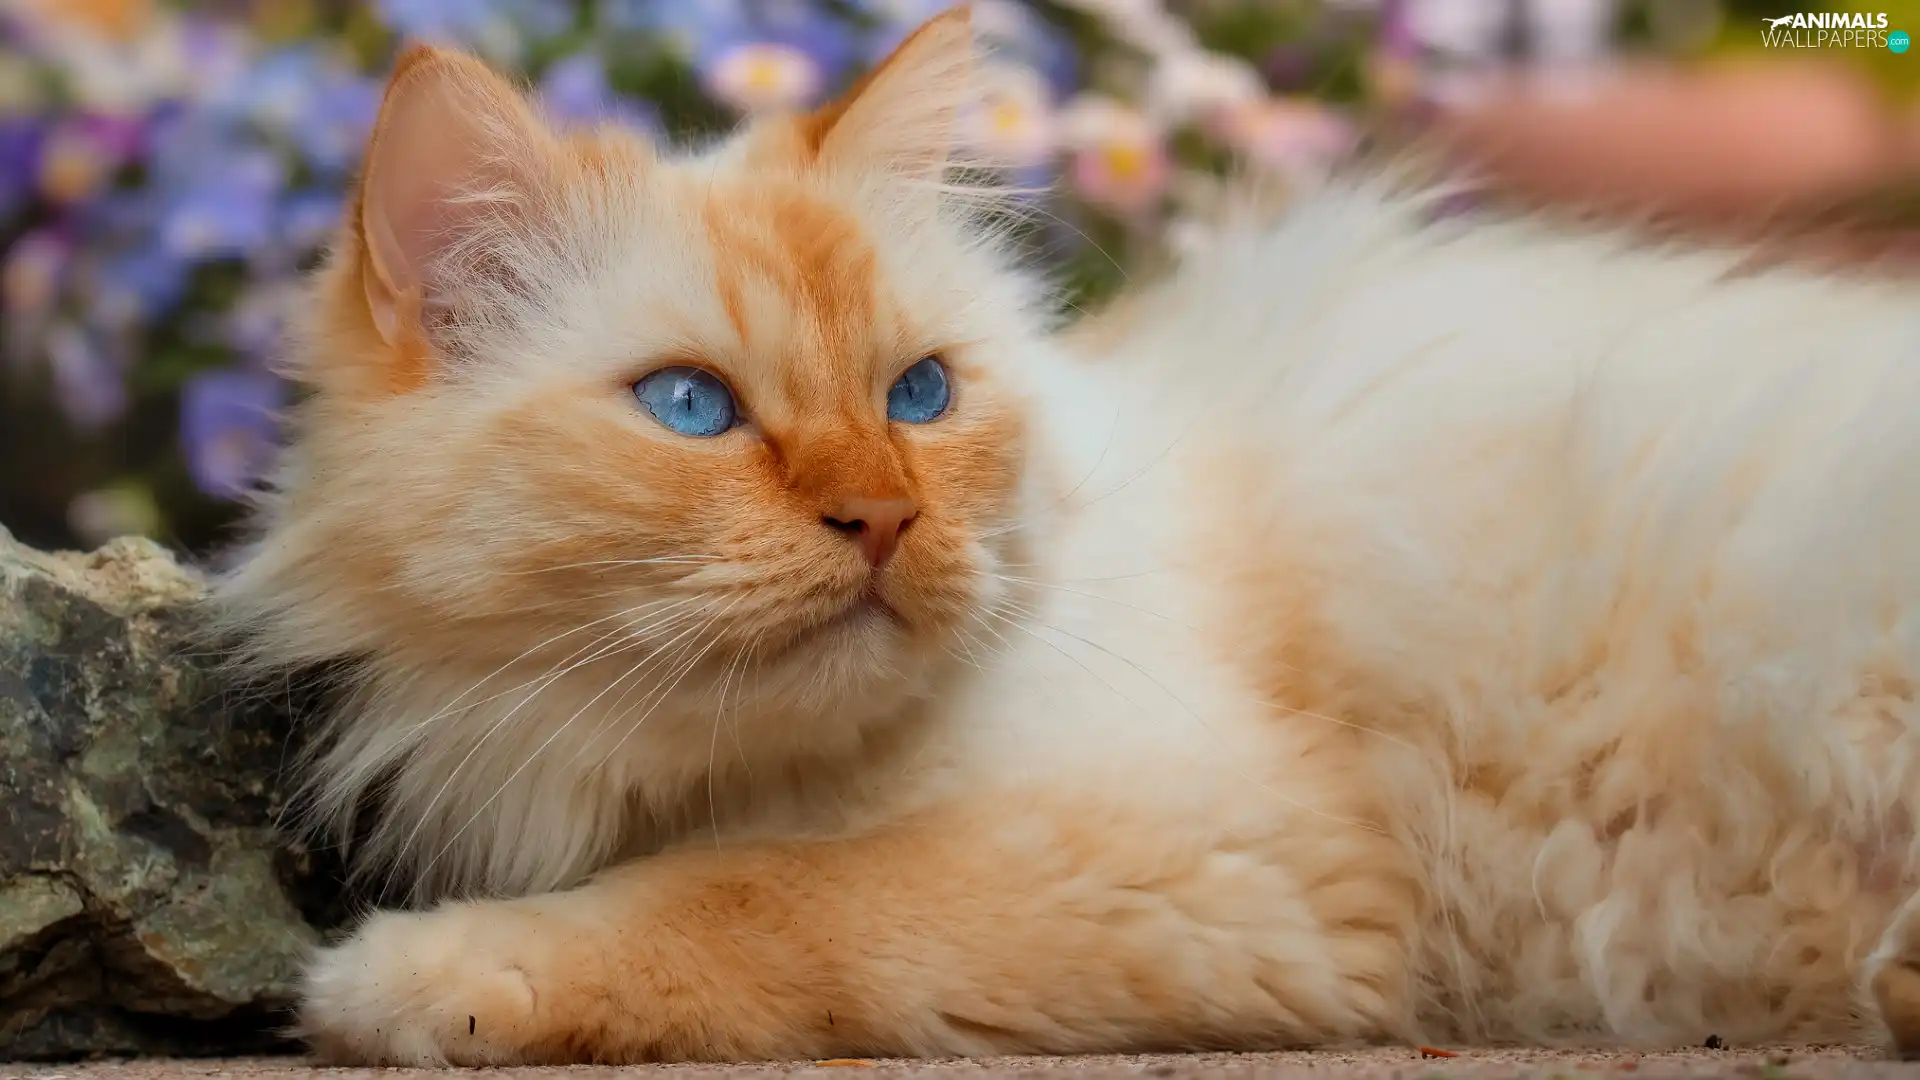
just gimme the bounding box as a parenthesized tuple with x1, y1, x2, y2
(1875, 959, 1920, 1059)
(1869, 893, 1920, 1059)
(299, 907, 542, 1066)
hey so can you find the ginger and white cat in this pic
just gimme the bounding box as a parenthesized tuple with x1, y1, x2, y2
(214, 6, 1920, 1065)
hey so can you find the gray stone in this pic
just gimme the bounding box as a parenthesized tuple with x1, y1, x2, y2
(0, 526, 340, 1060)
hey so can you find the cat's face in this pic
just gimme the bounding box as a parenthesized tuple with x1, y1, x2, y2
(246, 10, 1047, 733)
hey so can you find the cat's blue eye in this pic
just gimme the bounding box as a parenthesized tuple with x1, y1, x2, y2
(633, 366, 737, 437)
(887, 355, 950, 424)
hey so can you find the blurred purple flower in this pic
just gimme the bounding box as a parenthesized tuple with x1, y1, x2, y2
(147, 108, 252, 190)
(219, 45, 326, 130)
(179, 369, 285, 498)
(375, 0, 571, 54)
(281, 188, 345, 252)
(36, 113, 144, 205)
(538, 53, 664, 133)
(502, 0, 576, 40)
(171, 16, 254, 106)
(89, 247, 191, 331)
(76, 188, 160, 245)
(46, 322, 128, 430)
(292, 71, 380, 175)
(1003, 161, 1055, 202)
(699, 6, 859, 113)
(377, 0, 505, 41)
(1377, 0, 1421, 60)
(860, 1, 1075, 97)
(160, 169, 282, 262)
(595, 0, 659, 32)
(4, 228, 69, 320)
(225, 278, 303, 357)
(600, 0, 746, 48)
(0, 117, 43, 219)
(214, 44, 376, 173)
(154, 139, 283, 261)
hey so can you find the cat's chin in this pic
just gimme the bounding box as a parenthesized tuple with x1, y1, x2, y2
(763, 593, 903, 666)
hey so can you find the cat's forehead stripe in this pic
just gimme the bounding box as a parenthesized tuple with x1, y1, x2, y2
(699, 185, 877, 366)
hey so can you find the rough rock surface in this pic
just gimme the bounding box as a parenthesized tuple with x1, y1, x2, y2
(0, 526, 339, 1060)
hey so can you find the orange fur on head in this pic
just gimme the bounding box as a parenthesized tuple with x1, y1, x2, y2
(214, 5, 1052, 900)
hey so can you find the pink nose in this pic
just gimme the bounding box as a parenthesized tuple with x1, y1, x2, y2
(823, 497, 918, 568)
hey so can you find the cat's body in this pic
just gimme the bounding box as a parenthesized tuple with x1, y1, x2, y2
(216, 10, 1920, 1064)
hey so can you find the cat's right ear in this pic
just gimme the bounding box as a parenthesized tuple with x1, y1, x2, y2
(355, 46, 557, 366)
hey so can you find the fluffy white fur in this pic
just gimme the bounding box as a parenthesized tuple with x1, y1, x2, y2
(1039, 188, 1920, 1041)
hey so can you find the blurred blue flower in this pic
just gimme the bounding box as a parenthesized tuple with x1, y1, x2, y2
(502, 0, 576, 40)
(76, 188, 160, 245)
(224, 279, 302, 358)
(213, 45, 377, 174)
(856, 0, 1076, 97)
(89, 247, 191, 331)
(693, 0, 859, 112)
(46, 322, 128, 430)
(158, 148, 283, 261)
(375, 0, 572, 55)
(172, 16, 254, 107)
(179, 369, 285, 498)
(292, 71, 380, 176)
(0, 117, 45, 221)
(600, 0, 747, 49)
(1004, 161, 1055, 202)
(218, 45, 328, 133)
(147, 107, 251, 191)
(538, 53, 664, 134)
(281, 188, 345, 252)
(377, 0, 506, 41)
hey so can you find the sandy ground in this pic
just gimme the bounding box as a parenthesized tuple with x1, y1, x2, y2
(3, 1047, 1916, 1080)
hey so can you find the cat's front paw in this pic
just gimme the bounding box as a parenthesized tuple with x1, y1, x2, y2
(300, 905, 548, 1065)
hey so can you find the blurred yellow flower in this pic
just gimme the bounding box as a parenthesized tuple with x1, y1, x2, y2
(14, 0, 155, 40)
(962, 64, 1057, 167)
(706, 42, 824, 114)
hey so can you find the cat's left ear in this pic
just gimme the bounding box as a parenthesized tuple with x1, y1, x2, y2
(356, 45, 561, 359)
(801, 4, 974, 180)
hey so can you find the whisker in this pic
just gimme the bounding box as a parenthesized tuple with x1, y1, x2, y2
(990, 573, 1198, 630)
(499, 556, 724, 576)
(380, 598, 717, 896)
(416, 598, 736, 886)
